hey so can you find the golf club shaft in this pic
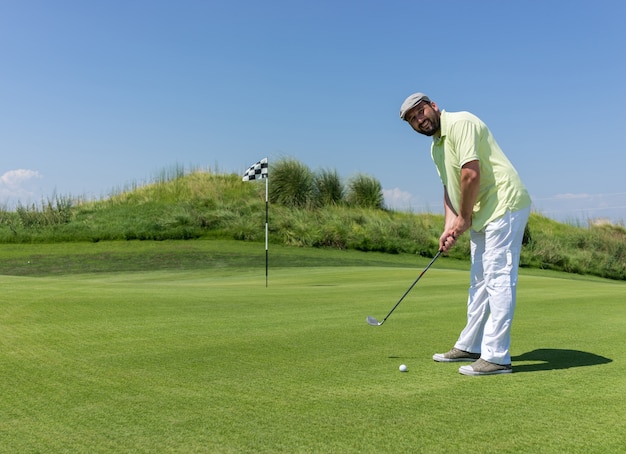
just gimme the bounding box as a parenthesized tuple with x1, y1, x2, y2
(377, 250, 442, 324)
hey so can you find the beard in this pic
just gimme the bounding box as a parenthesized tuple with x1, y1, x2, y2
(418, 117, 440, 136)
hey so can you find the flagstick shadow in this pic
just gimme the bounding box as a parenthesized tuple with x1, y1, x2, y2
(512, 348, 612, 373)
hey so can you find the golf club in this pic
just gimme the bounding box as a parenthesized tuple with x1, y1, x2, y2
(366, 250, 442, 326)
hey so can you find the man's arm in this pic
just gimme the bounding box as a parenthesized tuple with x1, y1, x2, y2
(440, 160, 480, 252)
(456, 159, 480, 232)
(440, 187, 457, 251)
(443, 187, 457, 226)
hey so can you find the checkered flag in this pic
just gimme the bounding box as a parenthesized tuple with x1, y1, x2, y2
(242, 158, 268, 181)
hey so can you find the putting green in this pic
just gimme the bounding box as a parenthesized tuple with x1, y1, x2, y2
(1, 264, 624, 453)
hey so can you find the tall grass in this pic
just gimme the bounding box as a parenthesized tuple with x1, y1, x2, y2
(269, 158, 315, 208)
(270, 158, 383, 209)
(314, 168, 344, 206)
(345, 173, 384, 209)
(14, 196, 74, 228)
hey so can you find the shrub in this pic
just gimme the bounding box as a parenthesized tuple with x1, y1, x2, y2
(269, 158, 314, 208)
(313, 168, 344, 206)
(345, 174, 384, 209)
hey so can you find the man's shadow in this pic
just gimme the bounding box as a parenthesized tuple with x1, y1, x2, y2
(512, 348, 612, 373)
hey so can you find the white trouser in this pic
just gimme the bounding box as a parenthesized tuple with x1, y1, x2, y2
(454, 206, 531, 365)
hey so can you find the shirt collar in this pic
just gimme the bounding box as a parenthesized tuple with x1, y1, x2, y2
(433, 110, 447, 144)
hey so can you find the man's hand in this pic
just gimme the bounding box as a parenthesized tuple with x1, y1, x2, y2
(439, 231, 456, 252)
(439, 216, 471, 252)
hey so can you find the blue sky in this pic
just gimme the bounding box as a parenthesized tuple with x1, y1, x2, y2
(1, 1, 625, 224)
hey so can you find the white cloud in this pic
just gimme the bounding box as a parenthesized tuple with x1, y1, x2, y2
(0, 169, 44, 207)
(383, 187, 412, 209)
(382, 187, 441, 214)
(1, 169, 42, 188)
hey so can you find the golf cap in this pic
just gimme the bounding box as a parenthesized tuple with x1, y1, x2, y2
(399, 93, 430, 120)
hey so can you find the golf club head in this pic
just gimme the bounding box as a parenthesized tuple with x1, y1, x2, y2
(366, 316, 382, 326)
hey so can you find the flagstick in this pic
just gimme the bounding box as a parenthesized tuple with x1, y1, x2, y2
(242, 157, 269, 288)
(265, 175, 269, 288)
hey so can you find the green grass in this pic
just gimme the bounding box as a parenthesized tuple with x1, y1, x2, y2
(1, 240, 624, 453)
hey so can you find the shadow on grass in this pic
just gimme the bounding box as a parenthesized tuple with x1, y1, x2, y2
(512, 349, 612, 373)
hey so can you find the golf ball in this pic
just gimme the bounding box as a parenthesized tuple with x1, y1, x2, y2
(399, 364, 408, 372)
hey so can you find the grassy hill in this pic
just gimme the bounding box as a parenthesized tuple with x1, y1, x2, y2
(1, 168, 624, 280)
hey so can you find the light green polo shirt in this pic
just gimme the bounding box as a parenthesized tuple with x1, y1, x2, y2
(431, 110, 531, 232)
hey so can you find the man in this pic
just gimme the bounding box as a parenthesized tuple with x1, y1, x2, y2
(399, 93, 531, 376)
